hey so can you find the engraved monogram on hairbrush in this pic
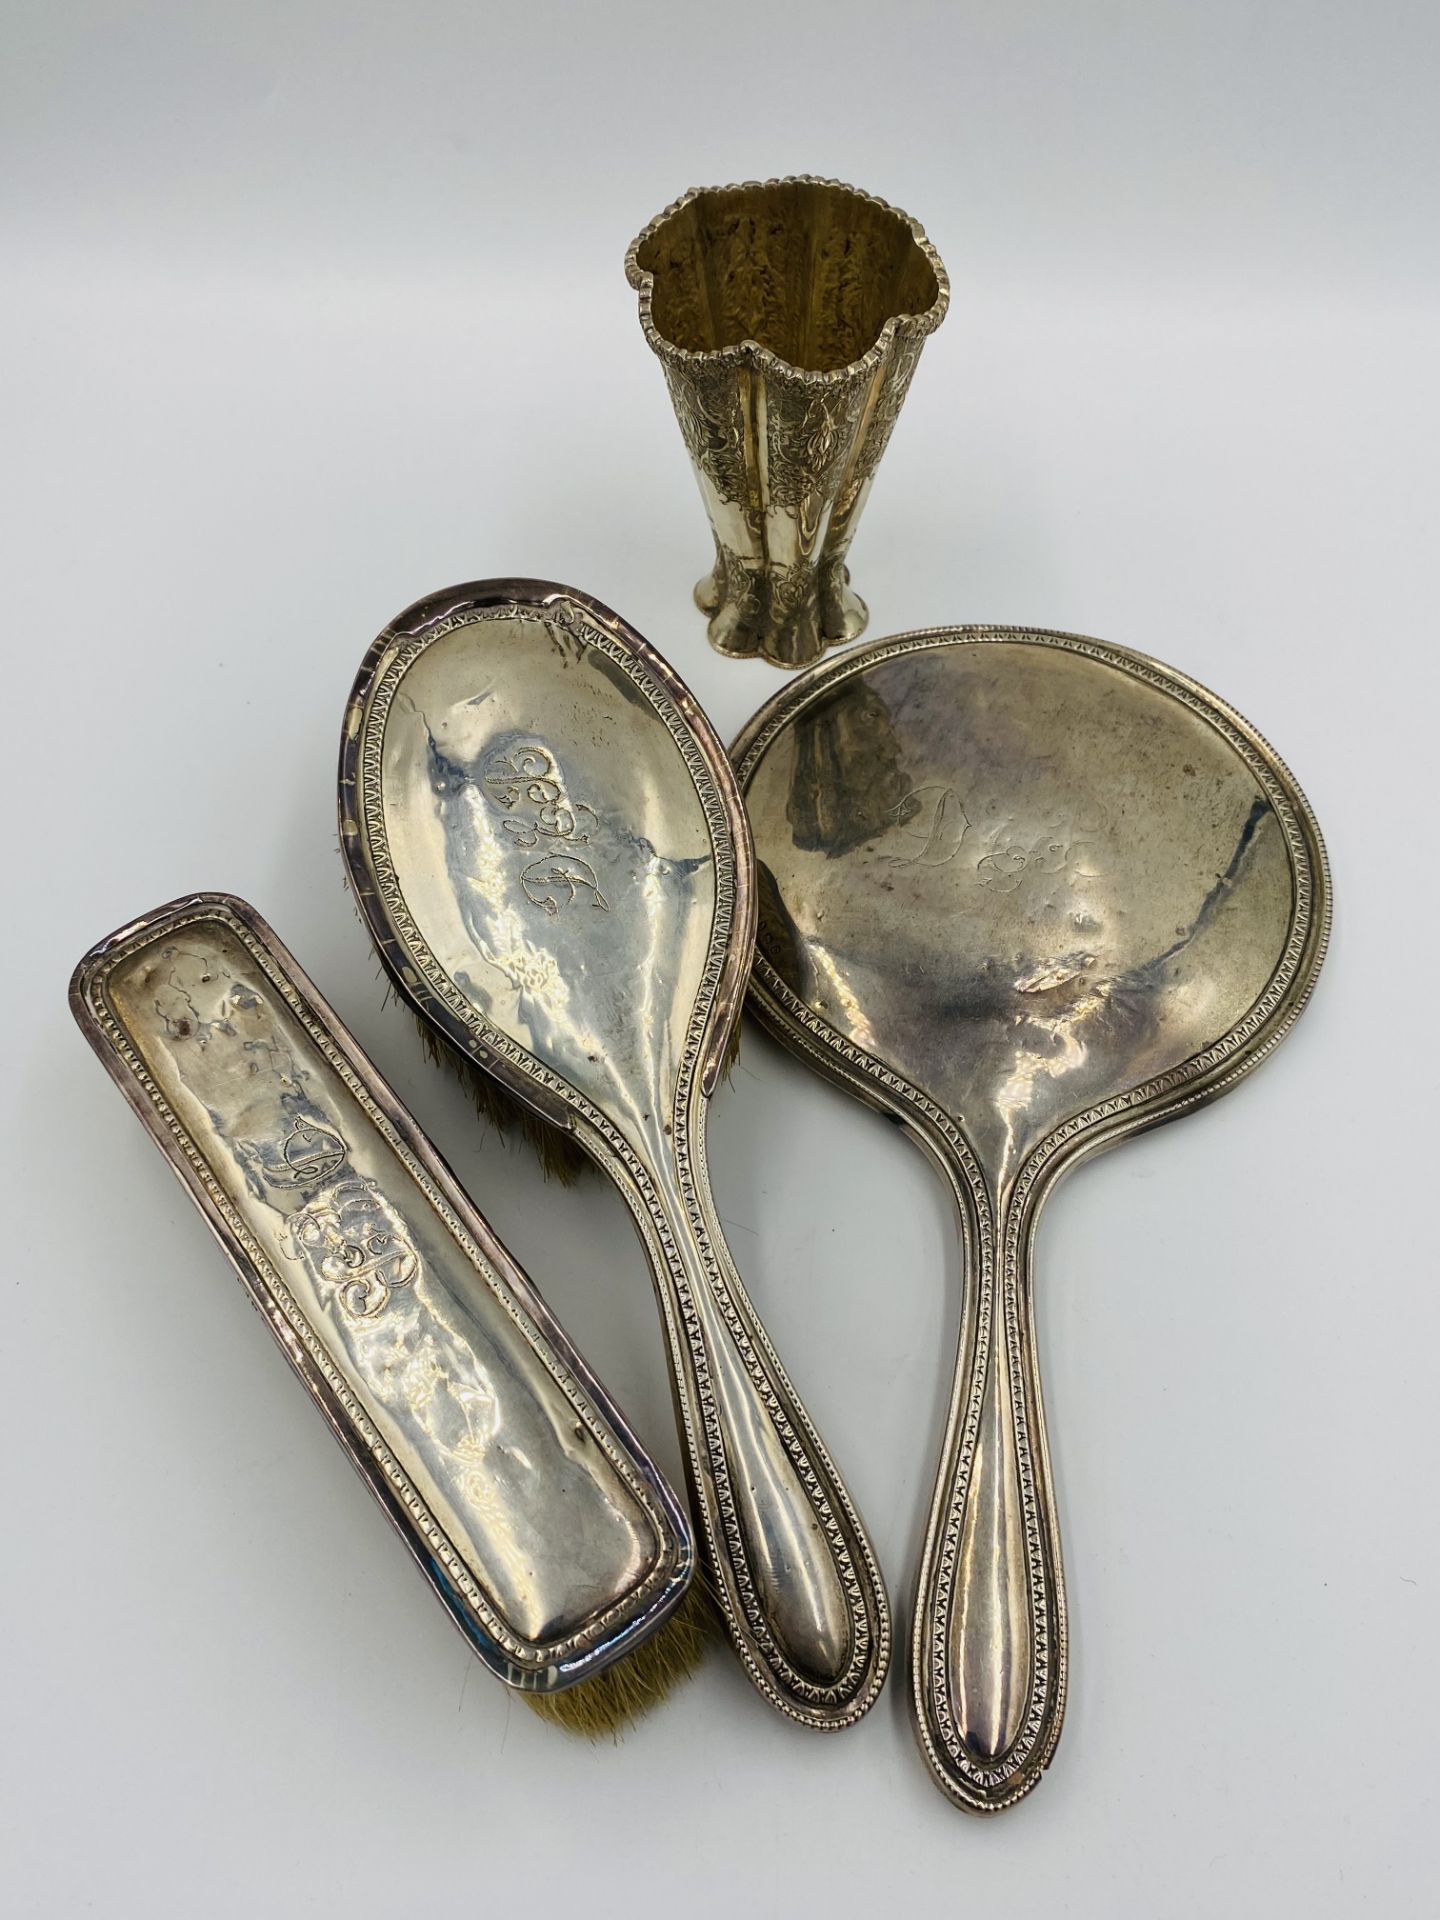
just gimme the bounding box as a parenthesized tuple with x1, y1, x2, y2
(345, 588, 892, 1728)
(480, 742, 611, 916)
(733, 626, 1329, 1808)
(481, 744, 593, 845)
(76, 902, 687, 1682)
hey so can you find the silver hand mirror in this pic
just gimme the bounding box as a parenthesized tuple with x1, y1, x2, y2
(732, 626, 1328, 1808)
(341, 580, 890, 1729)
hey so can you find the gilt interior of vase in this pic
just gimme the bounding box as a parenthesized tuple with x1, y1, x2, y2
(637, 182, 940, 375)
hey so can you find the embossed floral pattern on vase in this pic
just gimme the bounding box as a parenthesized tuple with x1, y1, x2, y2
(626, 177, 949, 669)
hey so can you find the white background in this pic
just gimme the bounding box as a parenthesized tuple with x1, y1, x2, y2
(3, 4, 1436, 1914)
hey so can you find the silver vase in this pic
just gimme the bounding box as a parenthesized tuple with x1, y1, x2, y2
(626, 176, 949, 669)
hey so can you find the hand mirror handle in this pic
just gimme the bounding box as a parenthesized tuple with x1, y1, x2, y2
(911, 1127, 1065, 1810)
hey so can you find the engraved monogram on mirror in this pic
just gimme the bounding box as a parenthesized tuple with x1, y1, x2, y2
(885, 773, 1109, 887)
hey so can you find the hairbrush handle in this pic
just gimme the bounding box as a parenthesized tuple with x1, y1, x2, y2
(911, 1172, 1067, 1809)
(637, 1151, 890, 1729)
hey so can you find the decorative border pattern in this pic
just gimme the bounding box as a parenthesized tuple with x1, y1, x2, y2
(733, 624, 1330, 1804)
(346, 592, 891, 1727)
(77, 899, 676, 1676)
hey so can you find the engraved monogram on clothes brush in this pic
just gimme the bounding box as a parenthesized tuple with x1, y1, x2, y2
(263, 1117, 347, 1186)
(142, 945, 418, 1324)
(288, 1177, 420, 1319)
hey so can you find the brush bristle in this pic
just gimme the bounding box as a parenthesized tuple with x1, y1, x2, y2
(353, 904, 741, 1181)
(410, 1014, 589, 1184)
(524, 1583, 716, 1738)
(342, 864, 589, 1182)
(722, 1014, 742, 1075)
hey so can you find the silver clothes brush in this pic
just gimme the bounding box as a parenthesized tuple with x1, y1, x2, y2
(71, 892, 700, 1727)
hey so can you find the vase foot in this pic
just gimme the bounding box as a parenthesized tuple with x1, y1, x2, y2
(694, 565, 870, 670)
(824, 573, 870, 646)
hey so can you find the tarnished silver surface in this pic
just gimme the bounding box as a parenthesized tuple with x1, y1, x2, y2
(70, 893, 693, 1692)
(733, 629, 1329, 1808)
(626, 178, 948, 669)
(342, 580, 891, 1728)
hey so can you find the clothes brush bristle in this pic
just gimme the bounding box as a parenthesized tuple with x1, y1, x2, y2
(523, 1583, 717, 1738)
